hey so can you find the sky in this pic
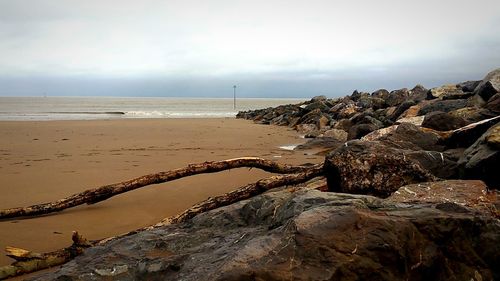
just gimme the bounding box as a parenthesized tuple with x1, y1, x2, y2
(0, 0, 499, 98)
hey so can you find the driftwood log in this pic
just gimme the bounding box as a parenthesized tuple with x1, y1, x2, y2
(0, 157, 320, 219)
(1, 158, 324, 279)
(0, 232, 91, 280)
(164, 165, 324, 224)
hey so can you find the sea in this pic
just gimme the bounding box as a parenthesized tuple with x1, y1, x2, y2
(0, 97, 305, 121)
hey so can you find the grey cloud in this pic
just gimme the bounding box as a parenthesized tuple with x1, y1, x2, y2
(0, 0, 499, 97)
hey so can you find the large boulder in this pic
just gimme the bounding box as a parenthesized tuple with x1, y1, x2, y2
(297, 109, 331, 130)
(448, 107, 496, 123)
(303, 100, 330, 113)
(485, 93, 500, 114)
(428, 84, 473, 100)
(396, 115, 425, 126)
(347, 123, 378, 140)
(320, 128, 348, 142)
(398, 104, 421, 118)
(459, 122, 500, 188)
(310, 95, 327, 102)
(295, 137, 344, 154)
(418, 99, 468, 115)
(421, 111, 467, 131)
(457, 80, 481, 92)
(386, 88, 410, 107)
(378, 122, 445, 151)
(324, 140, 436, 197)
(474, 68, 500, 101)
(467, 93, 487, 107)
(371, 88, 390, 99)
(29, 187, 500, 281)
(361, 125, 399, 141)
(332, 118, 353, 131)
(443, 116, 500, 148)
(388, 100, 417, 121)
(388, 180, 497, 215)
(408, 84, 428, 102)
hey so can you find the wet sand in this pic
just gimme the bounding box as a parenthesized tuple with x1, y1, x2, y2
(0, 118, 322, 267)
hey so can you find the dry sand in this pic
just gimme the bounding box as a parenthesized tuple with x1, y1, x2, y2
(0, 118, 322, 267)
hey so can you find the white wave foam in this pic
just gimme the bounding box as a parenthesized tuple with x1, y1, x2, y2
(125, 111, 237, 118)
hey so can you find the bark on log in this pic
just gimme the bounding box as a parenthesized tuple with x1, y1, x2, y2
(98, 165, 324, 244)
(163, 164, 324, 224)
(1, 165, 324, 279)
(0, 232, 91, 280)
(0, 157, 319, 219)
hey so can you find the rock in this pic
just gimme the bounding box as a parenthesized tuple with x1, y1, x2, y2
(295, 137, 344, 154)
(370, 97, 387, 110)
(304, 101, 330, 113)
(310, 95, 327, 102)
(288, 116, 301, 127)
(297, 109, 331, 130)
(385, 106, 397, 117)
(428, 84, 472, 100)
(356, 95, 374, 109)
(388, 100, 416, 121)
(459, 123, 500, 188)
(485, 93, 500, 114)
(467, 93, 487, 107)
(388, 180, 497, 215)
(350, 90, 362, 101)
(386, 88, 410, 107)
(402, 149, 460, 179)
(396, 116, 425, 126)
(486, 124, 500, 149)
(448, 107, 496, 123)
(474, 68, 500, 101)
(318, 115, 331, 130)
(379, 122, 445, 151)
(371, 88, 389, 99)
(336, 103, 360, 119)
(361, 125, 399, 141)
(408, 84, 428, 102)
(418, 99, 468, 115)
(444, 116, 500, 148)
(29, 187, 500, 281)
(332, 118, 352, 131)
(320, 129, 348, 142)
(457, 80, 481, 92)
(270, 114, 288, 126)
(295, 123, 317, 135)
(347, 123, 378, 140)
(421, 111, 467, 131)
(324, 140, 436, 197)
(349, 113, 383, 128)
(398, 104, 421, 118)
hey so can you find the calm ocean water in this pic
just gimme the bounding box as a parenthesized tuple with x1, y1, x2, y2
(0, 97, 304, 121)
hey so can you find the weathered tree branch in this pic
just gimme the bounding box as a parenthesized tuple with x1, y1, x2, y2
(0, 157, 319, 219)
(0, 232, 91, 280)
(164, 165, 324, 224)
(97, 166, 325, 245)
(1, 163, 324, 279)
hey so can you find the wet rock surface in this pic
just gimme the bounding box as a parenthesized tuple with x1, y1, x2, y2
(31, 181, 499, 281)
(323, 140, 436, 197)
(459, 123, 500, 188)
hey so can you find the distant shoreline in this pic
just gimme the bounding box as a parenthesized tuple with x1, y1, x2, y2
(0, 96, 305, 121)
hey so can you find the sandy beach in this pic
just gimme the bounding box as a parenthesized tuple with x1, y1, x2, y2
(0, 118, 322, 267)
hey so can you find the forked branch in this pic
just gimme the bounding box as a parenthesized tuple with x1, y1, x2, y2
(0, 157, 320, 219)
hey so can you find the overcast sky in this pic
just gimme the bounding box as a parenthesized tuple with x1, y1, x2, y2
(0, 0, 499, 97)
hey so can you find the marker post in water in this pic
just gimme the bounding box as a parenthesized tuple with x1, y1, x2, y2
(233, 85, 237, 110)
